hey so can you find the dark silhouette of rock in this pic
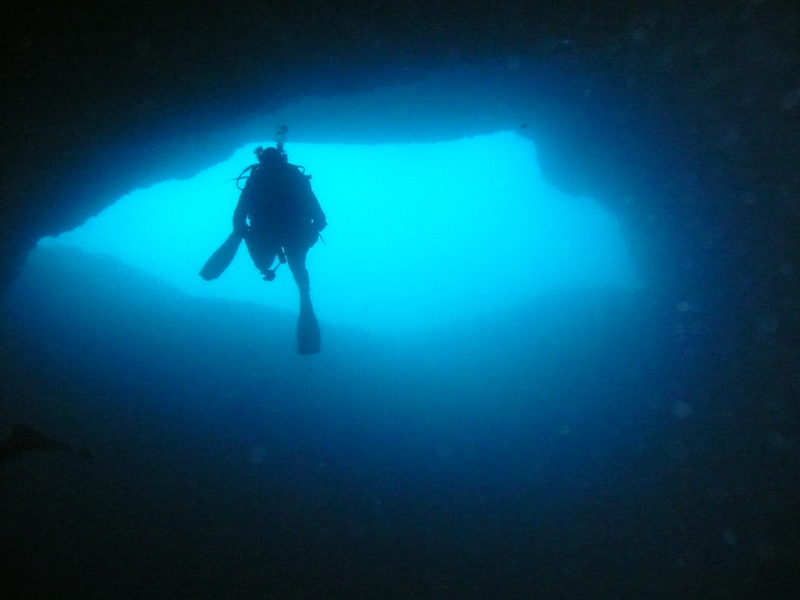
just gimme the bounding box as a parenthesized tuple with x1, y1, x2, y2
(0, 423, 93, 462)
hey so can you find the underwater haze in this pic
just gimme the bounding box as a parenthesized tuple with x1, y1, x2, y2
(3, 130, 722, 599)
(40, 131, 636, 334)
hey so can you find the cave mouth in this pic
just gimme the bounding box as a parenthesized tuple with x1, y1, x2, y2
(40, 130, 637, 336)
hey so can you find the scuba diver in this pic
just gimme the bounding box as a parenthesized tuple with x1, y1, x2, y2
(200, 126, 327, 354)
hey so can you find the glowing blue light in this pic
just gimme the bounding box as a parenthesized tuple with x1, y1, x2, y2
(41, 131, 636, 334)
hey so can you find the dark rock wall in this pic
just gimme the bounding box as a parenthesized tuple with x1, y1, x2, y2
(3, 0, 800, 593)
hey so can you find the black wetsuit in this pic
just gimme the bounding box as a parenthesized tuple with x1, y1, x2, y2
(233, 158, 326, 296)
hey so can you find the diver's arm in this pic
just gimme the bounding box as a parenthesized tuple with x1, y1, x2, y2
(290, 166, 326, 231)
(304, 181, 327, 231)
(232, 193, 249, 234)
(312, 201, 327, 231)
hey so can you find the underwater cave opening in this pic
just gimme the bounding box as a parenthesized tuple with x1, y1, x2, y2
(39, 130, 637, 337)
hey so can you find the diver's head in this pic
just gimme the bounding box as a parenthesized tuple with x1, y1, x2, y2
(255, 146, 287, 165)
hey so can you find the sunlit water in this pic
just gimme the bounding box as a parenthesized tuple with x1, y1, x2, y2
(41, 131, 636, 335)
(2, 129, 683, 600)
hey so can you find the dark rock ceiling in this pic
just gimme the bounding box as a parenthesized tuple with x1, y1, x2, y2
(2, 1, 799, 369)
(3, 3, 800, 595)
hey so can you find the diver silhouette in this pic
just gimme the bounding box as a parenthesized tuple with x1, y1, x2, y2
(200, 130, 327, 354)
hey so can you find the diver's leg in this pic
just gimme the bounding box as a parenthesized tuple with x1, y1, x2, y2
(286, 247, 311, 297)
(244, 234, 278, 277)
(286, 246, 320, 354)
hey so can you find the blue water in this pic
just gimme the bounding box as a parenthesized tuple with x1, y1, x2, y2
(2, 132, 729, 599)
(40, 132, 637, 335)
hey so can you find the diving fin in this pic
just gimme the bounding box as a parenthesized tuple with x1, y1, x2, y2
(297, 295, 321, 355)
(199, 231, 243, 281)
